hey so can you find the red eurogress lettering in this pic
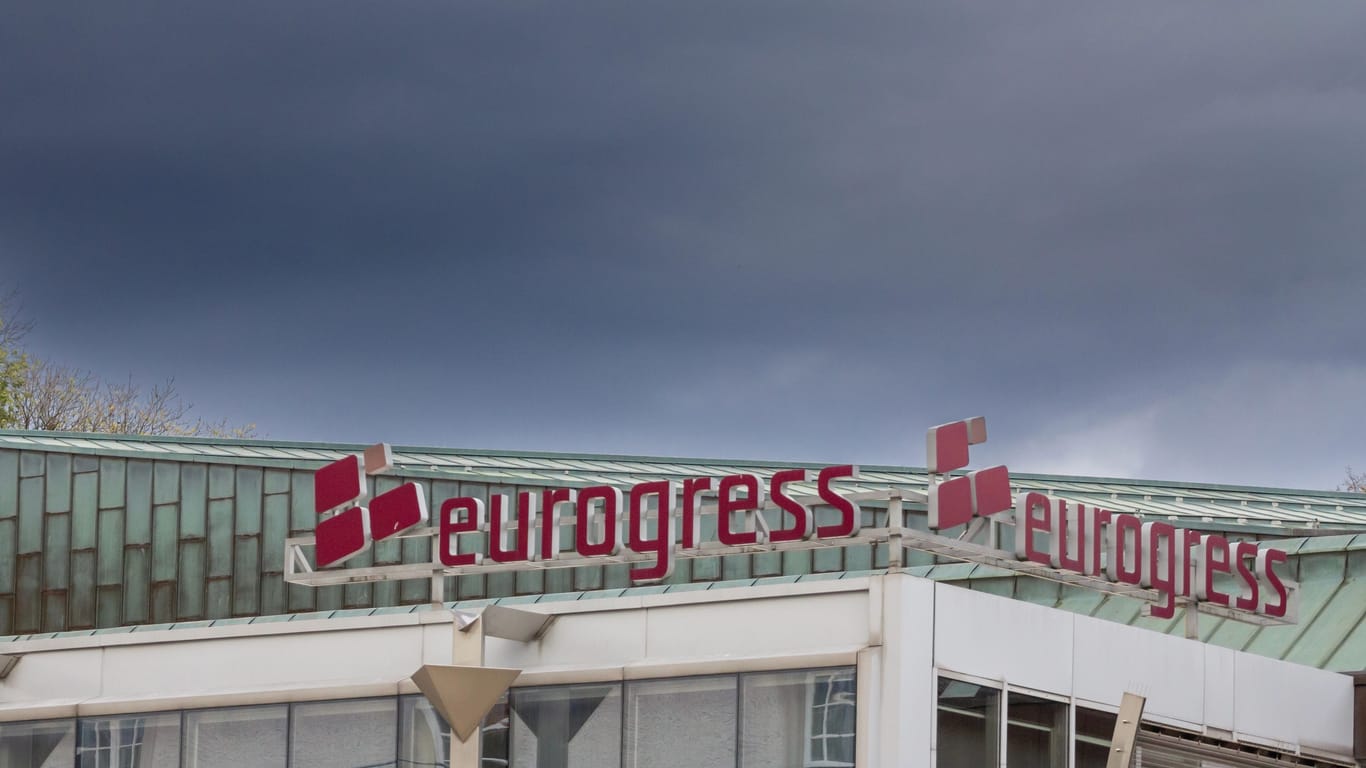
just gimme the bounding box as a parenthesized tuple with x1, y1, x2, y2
(1012, 493, 1292, 620)
(436, 464, 863, 584)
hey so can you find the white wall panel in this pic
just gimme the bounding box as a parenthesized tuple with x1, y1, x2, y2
(0, 647, 102, 704)
(1233, 651, 1353, 757)
(644, 592, 869, 660)
(933, 582, 1073, 695)
(421, 621, 454, 665)
(492, 609, 648, 670)
(1202, 644, 1236, 734)
(1071, 614, 1205, 728)
(99, 626, 425, 699)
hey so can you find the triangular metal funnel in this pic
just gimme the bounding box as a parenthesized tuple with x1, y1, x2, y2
(459, 604, 556, 642)
(411, 664, 521, 742)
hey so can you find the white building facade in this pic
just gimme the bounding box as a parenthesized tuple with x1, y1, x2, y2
(0, 573, 1355, 767)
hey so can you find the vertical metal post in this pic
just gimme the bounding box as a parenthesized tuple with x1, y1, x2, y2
(887, 495, 904, 570)
(430, 572, 445, 607)
(450, 615, 485, 768)
(1051, 699, 1068, 768)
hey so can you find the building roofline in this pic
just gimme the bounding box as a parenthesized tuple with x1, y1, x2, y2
(1, 428, 1363, 501)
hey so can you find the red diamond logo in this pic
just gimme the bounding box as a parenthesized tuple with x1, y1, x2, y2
(312, 444, 427, 569)
(315, 506, 371, 567)
(371, 482, 429, 541)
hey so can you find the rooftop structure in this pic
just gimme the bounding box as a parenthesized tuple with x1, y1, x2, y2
(2, 429, 1364, 672)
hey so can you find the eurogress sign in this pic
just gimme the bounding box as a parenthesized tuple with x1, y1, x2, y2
(285, 418, 1296, 625)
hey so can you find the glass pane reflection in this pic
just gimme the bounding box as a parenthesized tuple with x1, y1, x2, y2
(936, 678, 999, 768)
(624, 676, 737, 768)
(0, 719, 76, 768)
(1006, 693, 1066, 768)
(78, 713, 180, 768)
(183, 705, 287, 768)
(740, 669, 855, 768)
(290, 698, 397, 768)
(400, 696, 448, 768)
(510, 684, 621, 768)
(1074, 707, 1116, 768)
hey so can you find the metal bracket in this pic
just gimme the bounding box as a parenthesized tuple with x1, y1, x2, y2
(0, 653, 20, 680)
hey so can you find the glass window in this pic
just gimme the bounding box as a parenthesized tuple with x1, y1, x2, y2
(1006, 693, 1066, 768)
(183, 705, 287, 768)
(400, 696, 449, 768)
(625, 676, 737, 768)
(1074, 707, 1116, 768)
(399, 693, 507, 768)
(290, 698, 397, 768)
(740, 668, 855, 768)
(936, 678, 999, 768)
(482, 693, 510, 768)
(77, 713, 180, 768)
(0, 719, 75, 768)
(510, 683, 621, 768)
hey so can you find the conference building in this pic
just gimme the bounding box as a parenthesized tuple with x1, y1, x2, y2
(0, 423, 1363, 767)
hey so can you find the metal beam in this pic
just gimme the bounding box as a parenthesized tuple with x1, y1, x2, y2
(1105, 692, 1147, 768)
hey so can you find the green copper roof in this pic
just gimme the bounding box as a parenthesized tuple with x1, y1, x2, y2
(0, 429, 1363, 672)
(4, 429, 1363, 529)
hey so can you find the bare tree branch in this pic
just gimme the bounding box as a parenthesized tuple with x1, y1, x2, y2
(0, 288, 31, 428)
(0, 287, 33, 351)
(2, 287, 256, 437)
(1343, 467, 1366, 493)
(14, 360, 93, 431)
(13, 361, 256, 438)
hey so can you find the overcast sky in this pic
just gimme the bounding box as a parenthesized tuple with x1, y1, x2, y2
(3, 1, 1364, 490)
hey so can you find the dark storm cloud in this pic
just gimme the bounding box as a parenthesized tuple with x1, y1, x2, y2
(3, 0, 1364, 487)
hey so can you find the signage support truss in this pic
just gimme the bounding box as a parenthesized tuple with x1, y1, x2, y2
(284, 488, 1294, 628)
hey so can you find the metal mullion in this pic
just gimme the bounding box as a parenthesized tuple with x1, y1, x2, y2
(996, 681, 1007, 768)
(1068, 701, 1076, 768)
(734, 672, 743, 768)
(620, 680, 630, 768)
(285, 702, 293, 768)
(393, 695, 402, 768)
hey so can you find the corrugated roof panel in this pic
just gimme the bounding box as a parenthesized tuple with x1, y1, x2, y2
(1241, 568, 1342, 660)
(506, 472, 571, 484)
(450, 454, 509, 467)
(1128, 605, 1183, 637)
(1055, 584, 1107, 616)
(494, 457, 549, 470)
(270, 448, 335, 461)
(25, 436, 76, 448)
(1089, 595, 1145, 624)
(1201, 613, 1260, 653)
(1283, 579, 1366, 668)
(860, 471, 919, 484)
(1297, 536, 1356, 555)
(246, 447, 305, 460)
(1325, 605, 1366, 670)
(399, 453, 461, 467)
